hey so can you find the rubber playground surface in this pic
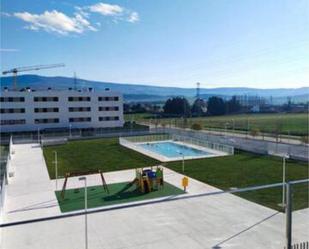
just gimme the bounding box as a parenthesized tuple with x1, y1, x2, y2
(55, 181, 185, 212)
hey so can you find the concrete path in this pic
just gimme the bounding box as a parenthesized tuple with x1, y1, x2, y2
(3, 144, 61, 223)
(1, 143, 308, 249)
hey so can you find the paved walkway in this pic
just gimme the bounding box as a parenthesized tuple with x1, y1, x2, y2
(1, 143, 308, 249)
(3, 144, 60, 223)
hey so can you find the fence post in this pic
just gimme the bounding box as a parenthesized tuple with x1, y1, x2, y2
(286, 182, 292, 249)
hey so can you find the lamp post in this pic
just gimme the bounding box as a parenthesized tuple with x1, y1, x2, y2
(79, 177, 88, 249)
(53, 151, 58, 190)
(281, 154, 289, 207)
(179, 152, 185, 173)
(69, 124, 72, 138)
(225, 122, 229, 136)
(37, 128, 40, 144)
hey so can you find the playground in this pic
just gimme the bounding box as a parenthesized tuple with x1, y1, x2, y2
(57, 167, 185, 212)
(56, 181, 184, 212)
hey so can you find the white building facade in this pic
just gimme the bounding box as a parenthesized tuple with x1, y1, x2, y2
(0, 88, 124, 132)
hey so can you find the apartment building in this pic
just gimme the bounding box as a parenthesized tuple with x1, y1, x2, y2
(0, 87, 124, 132)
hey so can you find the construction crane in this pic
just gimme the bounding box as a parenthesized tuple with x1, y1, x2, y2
(2, 63, 65, 89)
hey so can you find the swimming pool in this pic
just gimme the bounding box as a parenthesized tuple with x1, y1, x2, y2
(138, 141, 211, 159)
(119, 136, 232, 162)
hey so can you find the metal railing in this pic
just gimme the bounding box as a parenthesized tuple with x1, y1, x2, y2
(171, 134, 234, 155)
(120, 134, 170, 143)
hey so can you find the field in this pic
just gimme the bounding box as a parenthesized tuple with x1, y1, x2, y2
(43, 138, 158, 178)
(56, 181, 184, 212)
(44, 138, 308, 211)
(167, 153, 308, 211)
(125, 113, 308, 136)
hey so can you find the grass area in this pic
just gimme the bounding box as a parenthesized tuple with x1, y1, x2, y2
(167, 152, 308, 211)
(44, 137, 308, 211)
(43, 138, 159, 179)
(0, 145, 9, 158)
(126, 113, 308, 136)
(56, 181, 184, 212)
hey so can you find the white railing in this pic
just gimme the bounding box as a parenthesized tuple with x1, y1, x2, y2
(119, 133, 234, 155)
(121, 134, 171, 143)
(171, 134, 234, 155)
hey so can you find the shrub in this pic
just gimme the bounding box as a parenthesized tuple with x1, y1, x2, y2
(191, 123, 202, 130)
(301, 136, 309, 144)
(250, 128, 260, 137)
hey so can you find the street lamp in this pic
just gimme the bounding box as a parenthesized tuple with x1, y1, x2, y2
(53, 151, 58, 190)
(69, 124, 72, 138)
(37, 128, 40, 144)
(179, 152, 185, 173)
(281, 154, 289, 207)
(225, 122, 229, 135)
(79, 176, 88, 249)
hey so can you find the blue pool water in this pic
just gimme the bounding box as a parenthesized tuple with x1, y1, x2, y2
(138, 141, 211, 158)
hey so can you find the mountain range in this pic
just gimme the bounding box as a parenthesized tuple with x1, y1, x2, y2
(1, 75, 308, 104)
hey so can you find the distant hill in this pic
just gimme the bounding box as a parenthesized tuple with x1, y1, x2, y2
(1, 74, 308, 103)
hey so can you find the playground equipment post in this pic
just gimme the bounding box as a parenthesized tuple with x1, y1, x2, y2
(79, 177, 88, 249)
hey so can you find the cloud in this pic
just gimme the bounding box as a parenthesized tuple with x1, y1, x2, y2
(13, 10, 97, 35)
(10, 3, 139, 36)
(128, 12, 139, 23)
(88, 2, 139, 23)
(0, 48, 19, 52)
(89, 3, 123, 16)
(1, 12, 11, 17)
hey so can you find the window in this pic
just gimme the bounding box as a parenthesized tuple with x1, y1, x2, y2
(68, 97, 90, 102)
(34, 118, 59, 124)
(0, 108, 25, 114)
(34, 97, 58, 102)
(1, 119, 26, 125)
(69, 117, 91, 122)
(99, 116, 119, 121)
(0, 97, 25, 102)
(98, 96, 119, 101)
(68, 107, 91, 112)
(98, 106, 119, 111)
(34, 108, 59, 113)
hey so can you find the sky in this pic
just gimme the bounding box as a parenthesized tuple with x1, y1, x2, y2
(1, 0, 309, 89)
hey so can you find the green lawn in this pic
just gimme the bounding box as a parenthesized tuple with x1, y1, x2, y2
(43, 138, 159, 179)
(0, 145, 9, 158)
(56, 181, 184, 212)
(167, 152, 308, 211)
(44, 137, 308, 212)
(126, 113, 308, 136)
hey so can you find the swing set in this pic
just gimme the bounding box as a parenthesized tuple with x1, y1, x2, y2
(60, 170, 109, 199)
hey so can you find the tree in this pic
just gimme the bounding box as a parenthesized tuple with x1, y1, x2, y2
(226, 96, 241, 114)
(207, 96, 225, 116)
(163, 97, 191, 117)
(191, 98, 207, 116)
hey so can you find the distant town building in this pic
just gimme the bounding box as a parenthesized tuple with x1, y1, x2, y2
(235, 95, 266, 107)
(0, 87, 124, 132)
